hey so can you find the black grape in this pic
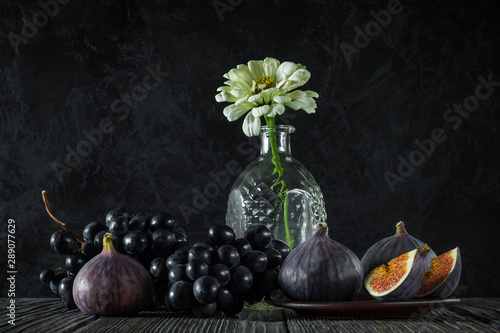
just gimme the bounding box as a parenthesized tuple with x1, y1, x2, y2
(50, 230, 77, 255)
(105, 207, 129, 227)
(244, 225, 271, 249)
(269, 239, 291, 260)
(150, 257, 169, 281)
(151, 229, 176, 257)
(81, 241, 99, 258)
(193, 240, 217, 264)
(65, 252, 88, 274)
(94, 230, 107, 252)
(234, 237, 252, 257)
(216, 287, 234, 308)
(220, 294, 244, 316)
(193, 276, 221, 304)
(192, 301, 217, 317)
(208, 224, 235, 246)
(186, 259, 209, 281)
(169, 264, 189, 284)
(241, 250, 268, 274)
(188, 246, 211, 265)
(261, 247, 282, 269)
(123, 230, 148, 255)
(128, 213, 150, 233)
(39, 269, 55, 283)
(166, 253, 188, 270)
(82, 221, 106, 242)
(210, 263, 231, 287)
(108, 217, 129, 238)
(229, 265, 253, 293)
(50, 273, 65, 294)
(255, 268, 279, 296)
(168, 281, 195, 310)
(58, 276, 76, 309)
(150, 212, 176, 232)
(216, 244, 240, 269)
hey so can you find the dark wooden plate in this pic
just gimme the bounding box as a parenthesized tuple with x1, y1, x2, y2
(269, 290, 460, 319)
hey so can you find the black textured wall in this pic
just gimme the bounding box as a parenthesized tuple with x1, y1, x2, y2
(1, 0, 499, 298)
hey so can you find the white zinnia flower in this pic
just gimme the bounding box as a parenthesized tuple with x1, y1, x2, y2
(215, 57, 319, 136)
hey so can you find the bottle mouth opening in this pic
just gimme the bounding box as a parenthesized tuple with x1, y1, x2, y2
(261, 125, 295, 134)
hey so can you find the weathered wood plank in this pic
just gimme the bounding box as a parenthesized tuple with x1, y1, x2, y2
(71, 304, 290, 333)
(283, 299, 500, 333)
(0, 298, 97, 333)
(1, 298, 499, 333)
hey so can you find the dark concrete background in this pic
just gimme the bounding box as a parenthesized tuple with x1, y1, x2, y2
(1, 0, 499, 297)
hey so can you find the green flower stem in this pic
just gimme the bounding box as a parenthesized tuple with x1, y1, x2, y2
(263, 116, 282, 177)
(283, 193, 294, 249)
(264, 116, 294, 249)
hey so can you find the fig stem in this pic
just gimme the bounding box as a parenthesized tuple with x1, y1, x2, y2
(395, 221, 408, 236)
(314, 222, 328, 237)
(103, 232, 115, 254)
(317, 222, 327, 229)
(42, 190, 84, 244)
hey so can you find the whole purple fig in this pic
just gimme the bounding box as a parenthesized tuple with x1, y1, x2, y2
(278, 222, 363, 302)
(73, 233, 154, 315)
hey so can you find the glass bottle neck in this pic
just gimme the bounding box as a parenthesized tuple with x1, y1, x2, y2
(260, 125, 294, 155)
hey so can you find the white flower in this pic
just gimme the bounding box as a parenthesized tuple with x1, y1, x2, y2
(215, 57, 319, 136)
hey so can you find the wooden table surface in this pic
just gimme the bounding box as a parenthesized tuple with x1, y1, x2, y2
(1, 298, 499, 333)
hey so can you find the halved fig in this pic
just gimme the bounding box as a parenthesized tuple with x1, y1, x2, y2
(364, 245, 429, 300)
(415, 247, 461, 299)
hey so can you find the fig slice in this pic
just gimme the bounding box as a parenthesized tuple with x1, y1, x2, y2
(415, 247, 461, 299)
(364, 245, 430, 300)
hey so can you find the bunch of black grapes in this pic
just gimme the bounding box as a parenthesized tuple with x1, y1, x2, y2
(40, 207, 290, 317)
(39, 208, 188, 309)
(152, 223, 290, 317)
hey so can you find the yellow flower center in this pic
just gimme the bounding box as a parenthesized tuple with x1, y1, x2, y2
(253, 75, 275, 94)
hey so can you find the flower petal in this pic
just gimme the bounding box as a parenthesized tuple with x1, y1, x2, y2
(285, 90, 307, 99)
(261, 88, 280, 104)
(223, 102, 254, 121)
(248, 93, 264, 104)
(227, 68, 252, 90)
(235, 95, 251, 105)
(215, 91, 239, 103)
(248, 60, 264, 79)
(299, 97, 318, 113)
(304, 90, 319, 98)
(276, 62, 298, 82)
(273, 95, 291, 104)
(242, 112, 261, 137)
(285, 97, 317, 113)
(268, 103, 285, 117)
(284, 100, 302, 110)
(278, 69, 311, 91)
(236, 64, 254, 81)
(263, 57, 280, 77)
(227, 79, 252, 92)
(252, 105, 270, 117)
(287, 69, 311, 86)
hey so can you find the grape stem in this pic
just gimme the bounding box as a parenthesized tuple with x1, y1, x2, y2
(42, 190, 84, 244)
